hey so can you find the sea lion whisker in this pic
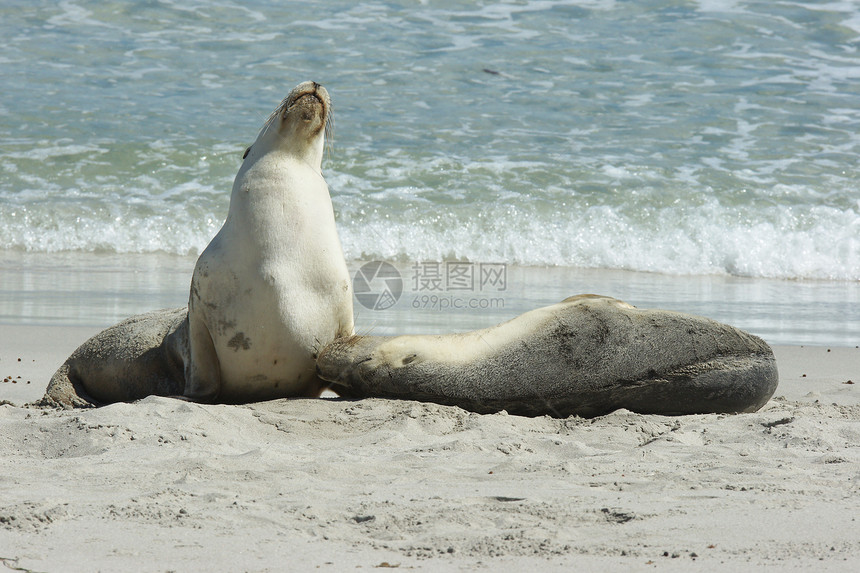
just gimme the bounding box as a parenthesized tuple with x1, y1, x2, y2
(324, 113, 334, 161)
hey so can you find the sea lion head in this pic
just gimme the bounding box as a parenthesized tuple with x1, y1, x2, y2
(316, 334, 391, 391)
(246, 81, 332, 169)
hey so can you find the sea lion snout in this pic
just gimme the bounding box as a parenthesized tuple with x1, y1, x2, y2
(315, 338, 352, 384)
(281, 81, 330, 137)
(317, 335, 384, 386)
(286, 82, 328, 110)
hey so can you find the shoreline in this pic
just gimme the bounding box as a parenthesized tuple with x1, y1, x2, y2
(2, 250, 859, 346)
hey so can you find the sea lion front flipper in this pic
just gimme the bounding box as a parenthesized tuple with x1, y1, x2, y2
(184, 311, 221, 403)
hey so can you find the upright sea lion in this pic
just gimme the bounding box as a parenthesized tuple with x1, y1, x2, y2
(41, 81, 353, 408)
(316, 295, 779, 418)
(185, 81, 353, 403)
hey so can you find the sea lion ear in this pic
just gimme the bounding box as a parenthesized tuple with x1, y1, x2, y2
(243, 146, 251, 159)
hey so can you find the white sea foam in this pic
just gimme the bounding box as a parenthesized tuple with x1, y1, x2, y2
(335, 197, 860, 281)
(2, 0, 860, 282)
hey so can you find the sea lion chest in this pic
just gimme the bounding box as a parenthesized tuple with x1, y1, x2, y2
(190, 154, 352, 399)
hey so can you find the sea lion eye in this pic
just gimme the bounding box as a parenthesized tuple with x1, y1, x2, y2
(243, 146, 251, 159)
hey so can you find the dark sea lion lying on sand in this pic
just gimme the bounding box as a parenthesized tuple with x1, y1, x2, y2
(316, 295, 778, 418)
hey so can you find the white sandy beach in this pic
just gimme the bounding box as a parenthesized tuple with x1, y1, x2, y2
(4, 1, 860, 570)
(0, 321, 858, 572)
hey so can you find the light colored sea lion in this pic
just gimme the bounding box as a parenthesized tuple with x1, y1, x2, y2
(316, 295, 779, 418)
(40, 81, 353, 408)
(185, 80, 352, 403)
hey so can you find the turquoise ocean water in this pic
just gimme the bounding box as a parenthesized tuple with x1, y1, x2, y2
(1, 1, 859, 345)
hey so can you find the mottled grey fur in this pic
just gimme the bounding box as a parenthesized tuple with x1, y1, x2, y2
(316, 295, 779, 418)
(39, 308, 188, 408)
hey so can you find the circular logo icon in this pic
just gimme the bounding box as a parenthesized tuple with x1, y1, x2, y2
(353, 261, 403, 310)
